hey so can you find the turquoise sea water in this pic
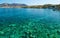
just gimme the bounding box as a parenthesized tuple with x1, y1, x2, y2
(0, 8, 60, 38)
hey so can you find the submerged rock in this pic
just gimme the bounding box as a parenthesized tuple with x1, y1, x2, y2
(57, 30, 60, 35)
(10, 35, 15, 38)
(9, 24, 17, 27)
(0, 31, 4, 35)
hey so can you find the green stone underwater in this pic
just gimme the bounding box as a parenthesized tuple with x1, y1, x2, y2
(0, 8, 60, 38)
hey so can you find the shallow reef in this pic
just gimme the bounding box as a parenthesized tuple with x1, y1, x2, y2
(0, 19, 60, 38)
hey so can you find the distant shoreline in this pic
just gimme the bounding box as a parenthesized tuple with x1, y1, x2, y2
(0, 6, 26, 8)
(0, 3, 60, 9)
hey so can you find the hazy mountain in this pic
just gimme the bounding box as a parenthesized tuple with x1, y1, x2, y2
(0, 3, 27, 7)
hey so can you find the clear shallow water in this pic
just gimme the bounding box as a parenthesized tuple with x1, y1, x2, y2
(0, 8, 60, 38)
(0, 8, 60, 24)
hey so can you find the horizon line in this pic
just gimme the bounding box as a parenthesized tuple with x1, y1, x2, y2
(0, 3, 60, 6)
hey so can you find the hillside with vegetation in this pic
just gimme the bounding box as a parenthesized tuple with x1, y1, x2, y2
(23, 4, 60, 9)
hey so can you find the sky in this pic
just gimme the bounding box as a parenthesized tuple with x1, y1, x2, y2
(0, 0, 60, 5)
